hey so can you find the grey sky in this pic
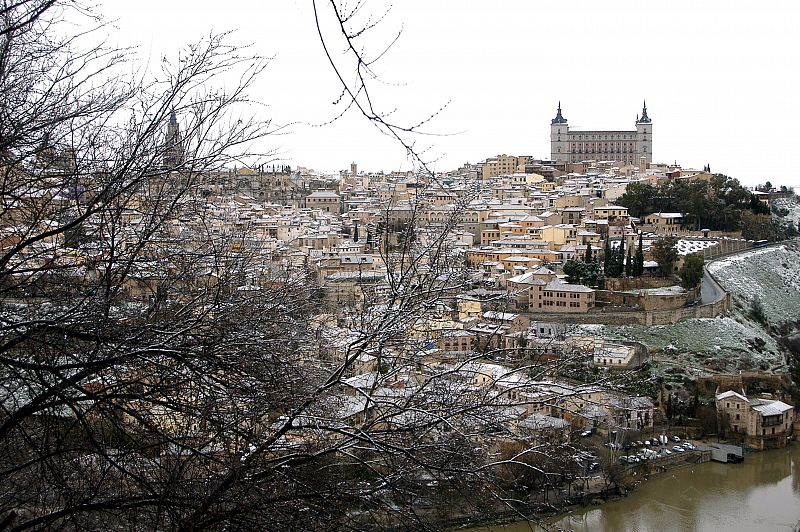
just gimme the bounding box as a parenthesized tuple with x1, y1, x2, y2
(102, 0, 800, 187)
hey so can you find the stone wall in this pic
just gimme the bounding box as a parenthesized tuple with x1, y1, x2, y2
(603, 277, 676, 291)
(596, 286, 700, 311)
(523, 292, 730, 326)
(693, 373, 786, 396)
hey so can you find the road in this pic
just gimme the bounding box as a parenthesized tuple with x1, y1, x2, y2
(700, 267, 724, 305)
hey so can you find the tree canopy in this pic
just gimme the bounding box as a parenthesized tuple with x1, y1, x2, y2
(617, 175, 769, 231)
(0, 2, 628, 529)
(650, 237, 679, 277)
(679, 253, 704, 289)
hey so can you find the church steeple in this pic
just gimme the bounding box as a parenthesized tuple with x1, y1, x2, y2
(163, 110, 185, 169)
(637, 100, 651, 124)
(551, 101, 567, 125)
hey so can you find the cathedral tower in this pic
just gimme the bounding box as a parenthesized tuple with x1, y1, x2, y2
(163, 110, 185, 169)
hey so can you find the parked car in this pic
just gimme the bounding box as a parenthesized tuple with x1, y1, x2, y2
(644, 440, 651, 446)
(662, 449, 672, 456)
(672, 445, 685, 452)
(682, 442, 695, 450)
(580, 430, 593, 437)
(672, 436, 681, 442)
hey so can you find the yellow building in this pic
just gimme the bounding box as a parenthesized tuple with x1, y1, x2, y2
(481, 154, 524, 179)
(592, 204, 629, 222)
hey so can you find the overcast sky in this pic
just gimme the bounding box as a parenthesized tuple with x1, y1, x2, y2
(102, 1, 800, 188)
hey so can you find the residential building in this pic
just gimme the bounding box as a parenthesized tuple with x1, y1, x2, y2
(305, 190, 341, 213)
(716, 390, 795, 450)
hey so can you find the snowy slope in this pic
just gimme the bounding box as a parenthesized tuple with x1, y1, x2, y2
(581, 241, 800, 379)
(772, 196, 800, 227)
(709, 242, 800, 325)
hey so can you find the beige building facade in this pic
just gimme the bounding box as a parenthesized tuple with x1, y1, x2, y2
(716, 390, 795, 450)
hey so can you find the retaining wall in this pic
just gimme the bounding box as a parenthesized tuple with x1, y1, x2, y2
(522, 292, 730, 326)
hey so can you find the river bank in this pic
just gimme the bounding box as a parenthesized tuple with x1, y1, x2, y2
(470, 442, 800, 532)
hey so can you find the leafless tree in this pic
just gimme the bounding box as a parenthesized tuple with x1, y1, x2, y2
(0, 1, 647, 530)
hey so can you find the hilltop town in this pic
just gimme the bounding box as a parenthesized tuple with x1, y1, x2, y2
(5, 96, 800, 528)
(2, 0, 800, 527)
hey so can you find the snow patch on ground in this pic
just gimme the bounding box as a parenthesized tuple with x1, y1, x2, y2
(581, 243, 800, 378)
(601, 315, 783, 377)
(710, 241, 800, 325)
(772, 196, 800, 227)
(707, 245, 786, 273)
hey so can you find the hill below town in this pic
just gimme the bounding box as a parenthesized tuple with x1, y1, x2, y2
(585, 238, 800, 383)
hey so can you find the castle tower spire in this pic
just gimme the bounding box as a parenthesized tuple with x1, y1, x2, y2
(638, 100, 651, 124)
(551, 101, 567, 124)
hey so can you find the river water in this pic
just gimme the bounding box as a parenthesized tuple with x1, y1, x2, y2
(482, 443, 800, 532)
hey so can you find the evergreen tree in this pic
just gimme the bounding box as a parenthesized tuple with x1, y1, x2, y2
(625, 248, 633, 277)
(614, 237, 625, 277)
(584, 243, 593, 263)
(679, 253, 704, 289)
(585, 260, 601, 288)
(634, 233, 645, 277)
(563, 259, 586, 284)
(603, 239, 611, 274)
(353, 220, 359, 242)
(651, 237, 679, 277)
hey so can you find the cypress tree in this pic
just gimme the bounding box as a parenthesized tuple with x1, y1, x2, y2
(635, 233, 645, 276)
(615, 237, 625, 277)
(584, 243, 593, 263)
(625, 248, 633, 277)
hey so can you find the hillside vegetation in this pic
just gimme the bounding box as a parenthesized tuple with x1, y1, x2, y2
(585, 239, 800, 383)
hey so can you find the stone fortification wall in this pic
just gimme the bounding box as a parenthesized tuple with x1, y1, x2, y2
(524, 292, 730, 326)
(692, 373, 786, 396)
(603, 277, 676, 291)
(596, 286, 700, 311)
(518, 239, 788, 326)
